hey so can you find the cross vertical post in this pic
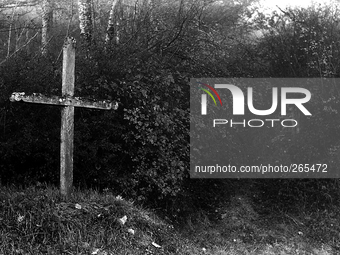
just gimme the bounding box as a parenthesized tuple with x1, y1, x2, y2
(60, 38, 76, 198)
(9, 37, 118, 199)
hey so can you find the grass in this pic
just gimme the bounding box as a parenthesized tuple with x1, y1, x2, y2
(0, 185, 339, 254)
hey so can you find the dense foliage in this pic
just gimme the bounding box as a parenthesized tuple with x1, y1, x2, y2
(1, 0, 340, 217)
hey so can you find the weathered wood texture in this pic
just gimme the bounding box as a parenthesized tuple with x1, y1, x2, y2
(9, 93, 116, 110)
(9, 37, 118, 198)
(60, 38, 76, 198)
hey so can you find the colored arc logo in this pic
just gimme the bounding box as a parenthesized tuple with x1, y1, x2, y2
(198, 82, 223, 106)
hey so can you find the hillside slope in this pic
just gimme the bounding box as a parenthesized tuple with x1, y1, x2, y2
(0, 186, 338, 254)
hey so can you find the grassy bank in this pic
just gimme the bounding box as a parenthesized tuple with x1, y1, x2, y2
(0, 186, 339, 254)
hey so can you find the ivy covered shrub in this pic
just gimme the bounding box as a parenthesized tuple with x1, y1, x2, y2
(0, 45, 191, 206)
(72, 48, 191, 202)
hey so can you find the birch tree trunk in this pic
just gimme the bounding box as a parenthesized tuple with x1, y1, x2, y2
(41, 0, 53, 56)
(105, 0, 120, 45)
(78, 0, 93, 48)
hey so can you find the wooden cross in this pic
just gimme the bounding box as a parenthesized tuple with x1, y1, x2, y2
(9, 37, 118, 198)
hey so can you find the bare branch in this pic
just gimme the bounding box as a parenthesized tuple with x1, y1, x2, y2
(0, 31, 38, 66)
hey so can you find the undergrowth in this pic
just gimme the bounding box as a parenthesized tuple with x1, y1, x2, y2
(0, 185, 339, 255)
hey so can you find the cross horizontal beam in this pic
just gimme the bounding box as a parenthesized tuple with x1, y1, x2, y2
(10, 92, 118, 110)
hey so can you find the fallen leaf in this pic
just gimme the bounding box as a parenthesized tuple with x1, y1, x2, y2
(127, 228, 135, 235)
(152, 242, 161, 248)
(91, 248, 100, 255)
(17, 215, 24, 223)
(118, 215, 127, 225)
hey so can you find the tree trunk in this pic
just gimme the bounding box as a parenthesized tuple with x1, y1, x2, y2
(7, 2, 18, 59)
(78, 0, 93, 48)
(41, 0, 53, 56)
(105, 0, 120, 45)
